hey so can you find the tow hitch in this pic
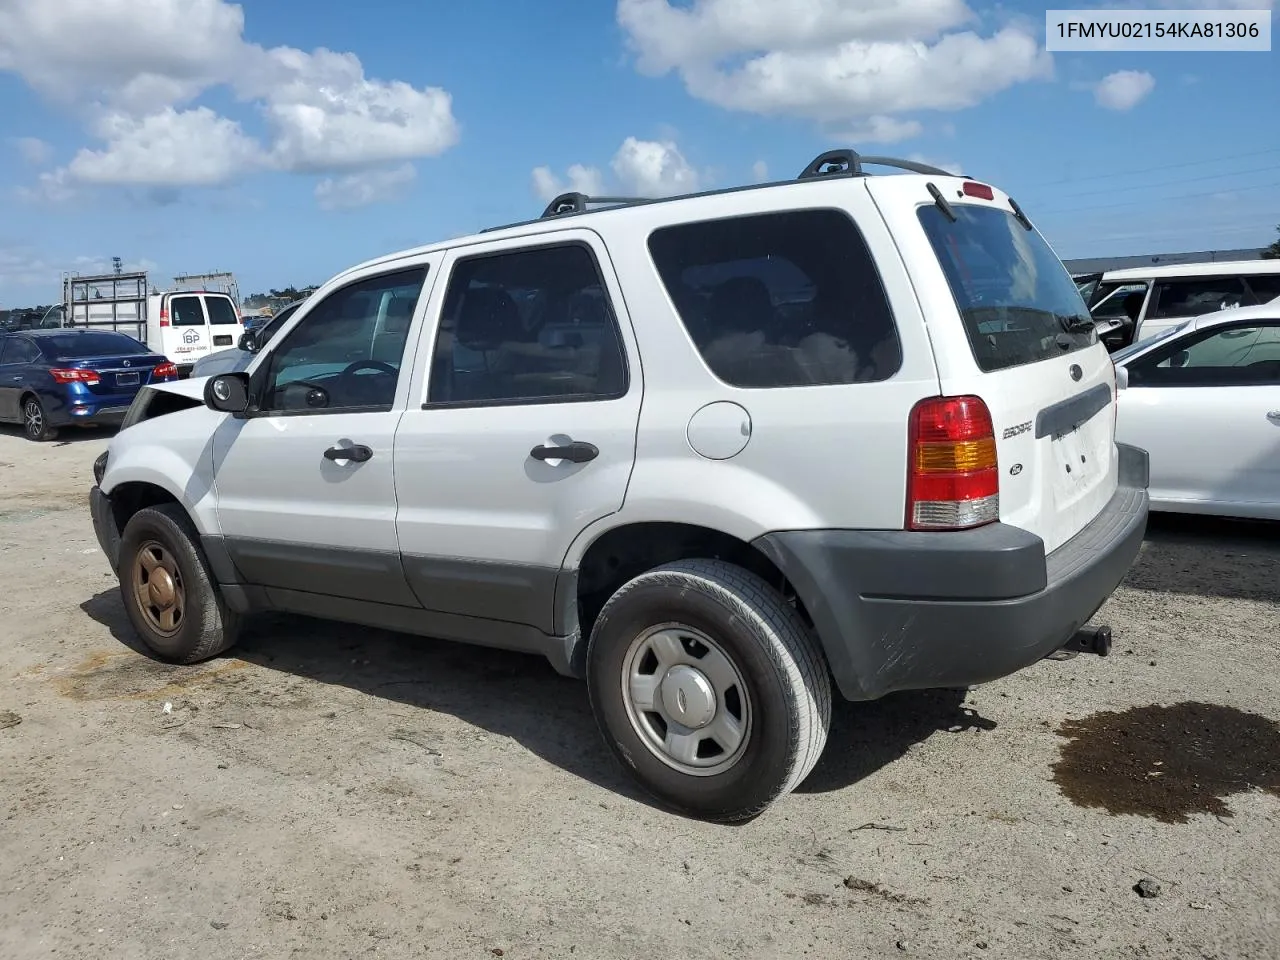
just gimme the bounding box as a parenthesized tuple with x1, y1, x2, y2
(1055, 624, 1113, 658)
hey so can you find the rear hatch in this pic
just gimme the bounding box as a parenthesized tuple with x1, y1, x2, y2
(866, 175, 1118, 554)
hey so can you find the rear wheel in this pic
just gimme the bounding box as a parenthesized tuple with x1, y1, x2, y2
(586, 559, 831, 823)
(118, 505, 240, 664)
(21, 396, 56, 442)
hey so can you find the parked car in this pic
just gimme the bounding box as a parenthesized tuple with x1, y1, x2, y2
(1113, 299, 1280, 520)
(143, 290, 246, 376)
(0, 329, 177, 441)
(1087, 260, 1280, 352)
(189, 300, 306, 378)
(88, 148, 1148, 822)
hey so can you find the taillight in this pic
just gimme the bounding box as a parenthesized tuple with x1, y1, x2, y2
(962, 181, 995, 200)
(906, 395, 1000, 531)
(159, 306, 169, 327)
(152, 361, 177, 379)
(49, 368, 100, 386)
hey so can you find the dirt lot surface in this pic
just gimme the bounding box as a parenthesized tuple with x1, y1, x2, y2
(2, 427, 1278, 960)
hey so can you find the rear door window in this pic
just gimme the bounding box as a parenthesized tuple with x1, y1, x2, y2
(647, 209, 901, 388)
(204, 296, 240, 325)
(170, 296, 205, 327)
(0, 338, 40, 364)
(1149, 278, 1249, 320)
(1244, 275, 1280, 304)
(917, 204, 1093, 372)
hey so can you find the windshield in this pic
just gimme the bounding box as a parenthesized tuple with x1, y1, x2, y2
(918, 204, 1094, 372)
(40, 332, 150, 359)
(1112, 320, 1192, 364)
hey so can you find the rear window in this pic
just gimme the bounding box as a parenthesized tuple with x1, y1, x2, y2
(647, 209, 901, 388)
(918, 204, 1094, 372)
(170, 296, 205, 327)
(40, 332, 150, 359)
(205, 296, 240, 325)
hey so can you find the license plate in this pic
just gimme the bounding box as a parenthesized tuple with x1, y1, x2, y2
(116, 372, 140, 386)
(213, 335, 233, 346)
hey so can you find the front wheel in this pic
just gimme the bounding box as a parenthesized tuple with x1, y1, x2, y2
(586, 559, 831, 823)
(22, 396, 56, 442)
(118, 505, 240, 664)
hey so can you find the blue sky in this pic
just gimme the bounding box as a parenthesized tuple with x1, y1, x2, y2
(1, 0, 1277, 306)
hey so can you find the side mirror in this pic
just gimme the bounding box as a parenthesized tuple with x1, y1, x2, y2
(1114, 365, 1129, 390)
(237, 330, 258, 352)
(204, 373, 251, 414)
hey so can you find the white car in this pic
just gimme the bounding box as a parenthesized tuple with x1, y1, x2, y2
(1088, 260, 1280, 351)
(89, 148, 1148, 822)
(1114, 299, 1280, 520)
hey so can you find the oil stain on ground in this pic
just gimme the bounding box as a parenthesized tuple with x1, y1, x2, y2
(1052, 702, 1280, 824)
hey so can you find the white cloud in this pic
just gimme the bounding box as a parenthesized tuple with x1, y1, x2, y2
(833, 115, 924, 145)
(531, 163, 606, 202)
(1094, 70, 1155, 111)
(616, 0, 1053, 137)
(0, 0, 459, 198)
(612, 137, 701, 196)
(0, 247, 158, 293)
(315, 163, 416, 211)
(66, 107, 263, 186)
(751, 159, 769, 181)
(619, 0, 975, 73)
(12, 137, 53, 164)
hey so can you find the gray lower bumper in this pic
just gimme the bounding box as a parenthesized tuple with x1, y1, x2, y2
(753, 443, 1151, 701)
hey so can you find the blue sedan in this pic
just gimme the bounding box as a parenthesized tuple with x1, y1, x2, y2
(0, 329, 178, 441)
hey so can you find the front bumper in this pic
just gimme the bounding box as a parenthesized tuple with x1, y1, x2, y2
(90, 485, 121, 572)
(753, 443, 1150, 702)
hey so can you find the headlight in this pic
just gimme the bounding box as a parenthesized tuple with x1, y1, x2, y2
(93, 450, 108, 486)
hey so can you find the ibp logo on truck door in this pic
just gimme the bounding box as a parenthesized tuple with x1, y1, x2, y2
(182, 329, 201, 344)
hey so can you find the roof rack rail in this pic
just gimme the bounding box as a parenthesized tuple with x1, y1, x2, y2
(540, 191, 645, 219)
(797, 149, 961, 180)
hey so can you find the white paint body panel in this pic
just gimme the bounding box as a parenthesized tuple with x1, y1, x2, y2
(394, 231, 642, 570)
(1115, 304, 1280, 520)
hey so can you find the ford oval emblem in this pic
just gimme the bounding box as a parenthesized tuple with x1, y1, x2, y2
(1069, 364, 1083, 382)
(1009, 463, 1023, 476)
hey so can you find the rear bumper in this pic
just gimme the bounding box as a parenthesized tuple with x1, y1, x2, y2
(753, 443, 1150, 701)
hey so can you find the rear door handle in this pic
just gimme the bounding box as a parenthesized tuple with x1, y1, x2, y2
(530, 441, 599, 463)
(324, 444, 372, 463)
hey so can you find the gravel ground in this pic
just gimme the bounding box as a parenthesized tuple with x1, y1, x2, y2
(1, 427, 1277, 960)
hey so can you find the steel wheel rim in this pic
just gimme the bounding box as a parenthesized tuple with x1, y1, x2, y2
(620, 622, 753, 777)
(131, 540, 186, 637)
(23, 401, 41, 437)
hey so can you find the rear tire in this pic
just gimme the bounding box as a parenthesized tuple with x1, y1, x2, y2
(586, 559, 831, 823)
(21, 396, 56, 442)
(117, 504, 240, 664)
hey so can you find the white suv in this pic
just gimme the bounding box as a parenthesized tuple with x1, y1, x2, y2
(89, 150, 1149, 822)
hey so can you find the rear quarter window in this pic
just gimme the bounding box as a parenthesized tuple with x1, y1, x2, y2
(647, 208, 902, 388)
(918, 204, 1094, 372)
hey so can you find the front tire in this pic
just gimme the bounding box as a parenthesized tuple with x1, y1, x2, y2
(586, 559, 831, 823)
(117, 505, 240, 664)
(22, 396, 56, 442)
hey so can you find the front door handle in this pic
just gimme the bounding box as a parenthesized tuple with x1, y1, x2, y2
(530, 441, 599, 463)
(1267, 411, 1280, 424)
(324, 444, 372, 463)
